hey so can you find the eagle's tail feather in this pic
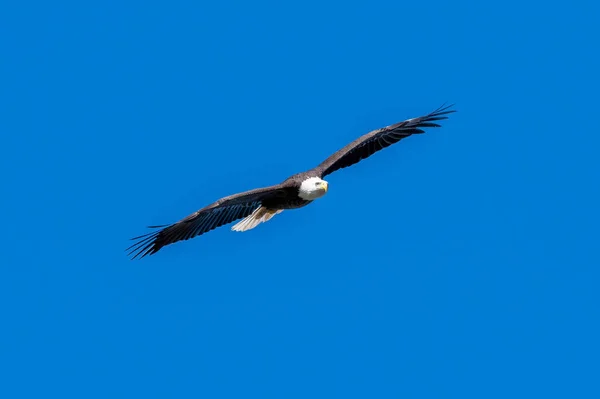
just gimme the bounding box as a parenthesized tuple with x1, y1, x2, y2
(231, 206, 283, 232)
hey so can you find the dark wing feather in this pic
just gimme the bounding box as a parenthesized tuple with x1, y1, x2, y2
(314, 104, 455, 177)
(127, 183, 291, 259)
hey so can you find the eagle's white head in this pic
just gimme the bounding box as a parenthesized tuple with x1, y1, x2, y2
(298, 177, 329, 200)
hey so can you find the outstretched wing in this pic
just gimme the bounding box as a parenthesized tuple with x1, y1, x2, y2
(127, 183, 292, 259)
(314, 104, 455, 177)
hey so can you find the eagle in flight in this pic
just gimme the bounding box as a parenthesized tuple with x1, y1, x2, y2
(128, 104, 455, 259)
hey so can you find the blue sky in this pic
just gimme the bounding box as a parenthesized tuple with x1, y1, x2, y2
(1, 0, 599, 397)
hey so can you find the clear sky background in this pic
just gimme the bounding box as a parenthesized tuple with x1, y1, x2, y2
(1, 1, 599, 398)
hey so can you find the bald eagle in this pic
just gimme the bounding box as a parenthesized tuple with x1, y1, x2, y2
(128, 104, 455, 259)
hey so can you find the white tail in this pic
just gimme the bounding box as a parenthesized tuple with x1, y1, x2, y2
(231, 206, 283, 232)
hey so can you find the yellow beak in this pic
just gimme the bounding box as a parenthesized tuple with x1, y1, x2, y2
(322, 181, 328, 192)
